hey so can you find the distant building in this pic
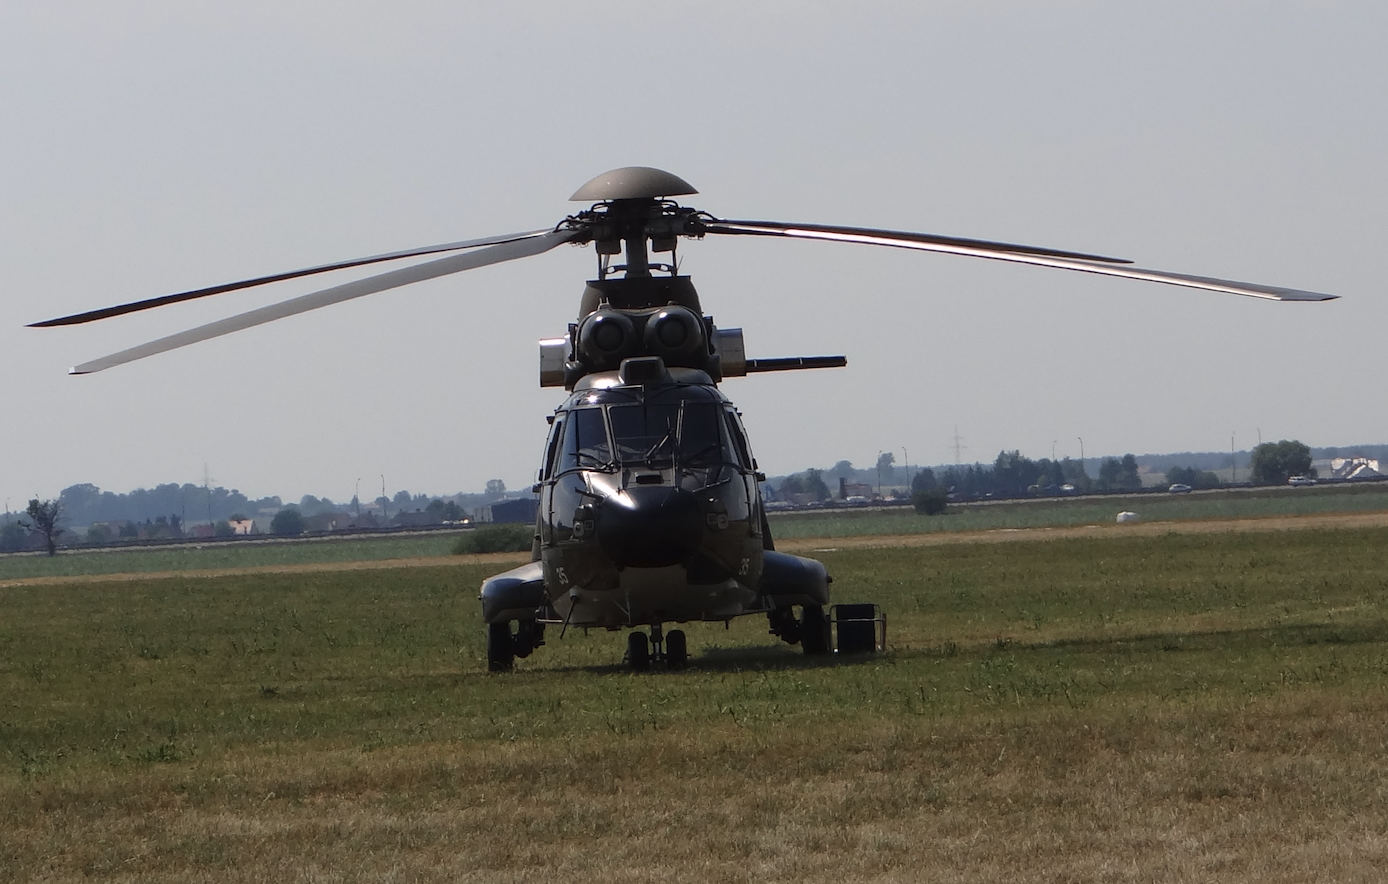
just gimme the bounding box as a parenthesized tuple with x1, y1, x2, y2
(1331, 457, 1383, 480)
(304, 512, 354, 532)
(489, 497, 539, 524)
(839, 478, 875, 499)
(228, 518, 256, 535)
(392, 509, 438, 528)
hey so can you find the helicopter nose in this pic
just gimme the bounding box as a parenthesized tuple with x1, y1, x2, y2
(596, 485, 704, 568)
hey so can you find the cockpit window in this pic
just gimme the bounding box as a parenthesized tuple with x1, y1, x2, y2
(608, 404, 681, 466)
(603, 401, 729, 468)
(541, 415, 565, 481)
(724, 410, 753, 469)
(559, 407, 612, 472)
(678, 402, 725, 466)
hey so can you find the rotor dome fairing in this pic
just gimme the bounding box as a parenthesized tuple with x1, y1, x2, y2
(570, 167, 697, 202)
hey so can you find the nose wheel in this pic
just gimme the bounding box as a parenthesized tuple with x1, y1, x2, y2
(624, 625, 688, 672)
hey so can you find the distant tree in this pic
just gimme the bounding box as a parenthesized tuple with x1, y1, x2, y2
(875, 451, 896, 484)
(777, 474, 806, 496)
(270, 507, 305, 537)
(1250, 440, 1315, 485)
(1166, 465, 1221, 489)
(485, 479, 507, 496)
(803, 468, 830, 501)
(85, 523, 115, 545)
(1098, 454, 1141, 491)
(910, 466, 938, 493)
(1, 521, 28, 552)
(393, 490, 413, 507)
(213, 520, 236, 538)
(21, 498, 64, 556)
(831, 460, 855, 481)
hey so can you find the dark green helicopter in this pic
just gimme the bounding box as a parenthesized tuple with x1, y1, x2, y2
(33, 167, 1336, 671)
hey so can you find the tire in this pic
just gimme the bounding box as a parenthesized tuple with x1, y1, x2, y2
(487, 622, 514, 672)
(801, 605, 831, 656)
(666, 629, 688, 670)
(627, 631, 651, 672)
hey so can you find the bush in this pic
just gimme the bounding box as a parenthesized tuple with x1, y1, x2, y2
(913, 488, 949, 516)
(452, 523, 534, 554)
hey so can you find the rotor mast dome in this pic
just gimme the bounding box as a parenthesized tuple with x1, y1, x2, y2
(570, 167, 697, 202)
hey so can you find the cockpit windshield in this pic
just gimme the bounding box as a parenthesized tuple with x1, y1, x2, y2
(608, 402, 726, 467)
(556, 400, 730, 473)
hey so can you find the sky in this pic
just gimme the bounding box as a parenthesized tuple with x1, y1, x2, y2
(3, 2, 1385, 510)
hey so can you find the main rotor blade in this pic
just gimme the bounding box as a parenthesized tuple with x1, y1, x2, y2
(31, 228, 555, 327)
(703, 221, 1337, 301)
(706, 219, 1131, 264)
(70, 228, 579, 375)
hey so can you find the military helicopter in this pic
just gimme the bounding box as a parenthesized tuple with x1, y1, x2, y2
(33, 167, 1337, 672)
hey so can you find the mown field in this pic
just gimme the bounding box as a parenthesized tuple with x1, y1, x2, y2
(0, 533, 466, 582)
(768, 481, 1388, 539)
(3, 523, 1388, 882)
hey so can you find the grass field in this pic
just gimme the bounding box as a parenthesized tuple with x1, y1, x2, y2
(768, 481, 1388, 539)
(7, 484, 1385, 585)
(3, 523, 1388, 881)
(0, 533, 465, 582)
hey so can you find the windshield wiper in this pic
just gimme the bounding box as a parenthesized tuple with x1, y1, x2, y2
(642, 425, 677, 465)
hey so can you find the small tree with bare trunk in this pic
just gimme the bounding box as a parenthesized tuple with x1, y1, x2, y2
(21, 498, 63, 557)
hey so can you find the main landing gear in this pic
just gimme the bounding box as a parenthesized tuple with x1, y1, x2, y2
(768, 605, 830, 656)
(625, 624, 689, 672)
(487, 619, 546, 672)
(769, 604, 881, 656)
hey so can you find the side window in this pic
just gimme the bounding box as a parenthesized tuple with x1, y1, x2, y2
(541, 416, 565, 481)
(723, 410, 753, 469)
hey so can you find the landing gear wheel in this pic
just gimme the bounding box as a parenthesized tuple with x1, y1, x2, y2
(626, 631, 651, 672)
(801, 605, 831, 656)
(487, 622, 515, 672)
(666, 629, 688, 670)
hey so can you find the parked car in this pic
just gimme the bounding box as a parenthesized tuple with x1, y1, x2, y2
(1168, 483, 1193, 493)
(1288, 476, 1316, 486)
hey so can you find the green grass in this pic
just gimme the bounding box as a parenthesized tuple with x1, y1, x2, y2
(4, 527, 1388, 880)
(0, 532, 464, 581)
(769, 481, 1388, 538)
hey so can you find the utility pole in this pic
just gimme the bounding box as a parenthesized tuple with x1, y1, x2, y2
(951, 426, 966, 465)
(204, 463, 214, 527)
(876, 450, 884, 498)
(381, 475, 387, 519)
(1077, 437, 1085, 476)
(902, 447, 910, 490)
(355, 478, 361, 519)
(1231, 434, 1237, 483)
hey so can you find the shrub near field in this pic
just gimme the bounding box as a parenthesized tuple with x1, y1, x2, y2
(3, 528, 1388, 881)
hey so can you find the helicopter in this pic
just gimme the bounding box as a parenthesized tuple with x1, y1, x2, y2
(32, 166, 1337, 672)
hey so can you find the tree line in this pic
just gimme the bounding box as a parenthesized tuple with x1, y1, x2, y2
(768, 439, 1320, 504)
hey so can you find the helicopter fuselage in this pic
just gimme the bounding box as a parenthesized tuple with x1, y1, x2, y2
(480, 365, 832, 639)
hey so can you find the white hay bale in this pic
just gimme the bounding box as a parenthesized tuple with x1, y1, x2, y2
(1116, 511, 1139, 523)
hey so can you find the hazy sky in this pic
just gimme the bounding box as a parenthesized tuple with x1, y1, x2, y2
(3, 3, 1385, 509)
